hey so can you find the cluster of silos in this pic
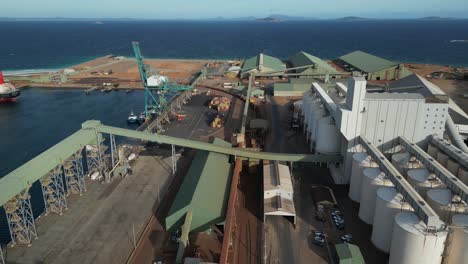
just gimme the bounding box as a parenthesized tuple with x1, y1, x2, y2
(349, 151, 450, 264)
(426, 144, 468, 264)
(427, 143, 468, 185)
(300, 91, 341, 154)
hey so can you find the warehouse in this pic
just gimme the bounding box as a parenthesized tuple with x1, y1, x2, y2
(289, 51, 341, 78)
(273, 78, 313, 97)
(241, 53, 286, 78)
(165, 137, 233, 233)
(336, 50, 412, 81)
(263, 162, 296, 224)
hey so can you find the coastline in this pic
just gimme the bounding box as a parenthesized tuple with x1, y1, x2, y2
(6, 56, 467, 112)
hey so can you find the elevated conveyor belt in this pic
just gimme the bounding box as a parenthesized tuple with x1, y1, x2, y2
(92, 122, 342, 162)
(0, 120, 341, 207)
(0, 129, 97, 206)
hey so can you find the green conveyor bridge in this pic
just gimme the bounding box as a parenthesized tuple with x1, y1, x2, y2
(1, 120, 341, 207)
(0, 120, 341, 247)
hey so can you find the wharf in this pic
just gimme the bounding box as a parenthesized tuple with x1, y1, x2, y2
(6, 154, 174, 264)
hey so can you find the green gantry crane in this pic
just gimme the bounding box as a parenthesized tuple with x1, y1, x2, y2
(132, 42, 190, 116)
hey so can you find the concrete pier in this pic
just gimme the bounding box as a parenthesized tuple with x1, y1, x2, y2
(6, 153, 173, 264)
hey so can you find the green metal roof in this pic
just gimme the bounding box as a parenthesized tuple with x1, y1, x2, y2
(339, 50, 397, 73)
(241, 53, 286, 75)
(166, 137, 233, 232)
(274, 81, 311, 92)
(242, 56, 258, 73)
(289, 51, 339, 74)
(335, 243, 365, 264)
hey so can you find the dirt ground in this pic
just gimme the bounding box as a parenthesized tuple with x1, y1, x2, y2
(230, 162, 262, 264)
(405, 63, 468, 113)
(66, 57, 209, 89)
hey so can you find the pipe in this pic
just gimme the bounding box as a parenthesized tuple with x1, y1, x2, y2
(445, 116, 468, 153)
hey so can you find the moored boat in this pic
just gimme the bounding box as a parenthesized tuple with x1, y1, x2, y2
(0, 71, 20, 103)
(127, 111, 138, 123)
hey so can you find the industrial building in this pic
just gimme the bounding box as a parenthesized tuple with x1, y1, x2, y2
(241, 53, 286, 78)
(335, 50, 412, 80)
(273, 78, 314, 97)
(289, 51, 341, 77)
(165, 138, 233, 232)
(299, 72, 468, 264)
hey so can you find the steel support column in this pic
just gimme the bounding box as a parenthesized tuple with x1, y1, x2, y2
(110, 134, 117, 168)
(4, 188, 38, 247)
(86, 133, 108, 181)
(63, 151, 87, 195)
(40, 167, 67, 215)
(0, 245, 4, 264)
(171, 144, 177, 175)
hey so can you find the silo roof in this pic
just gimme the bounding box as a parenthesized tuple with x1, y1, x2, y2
(339, 50, 397, 73)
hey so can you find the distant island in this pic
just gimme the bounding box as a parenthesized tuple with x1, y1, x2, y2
(337, 16, 368, 21)
(0, 15, 467, 22)
(418, 16, 456, 20)
(256, 17, 281, 22)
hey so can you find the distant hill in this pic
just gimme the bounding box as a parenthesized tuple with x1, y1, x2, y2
(337, 16, 368, 21)
(256, 17, 281, 22)
(266, 14, 311, 21)
(417, 16, 456, 20)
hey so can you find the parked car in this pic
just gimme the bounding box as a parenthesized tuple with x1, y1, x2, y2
(314, 236, 325, 247)
(341, 234, 353, 243)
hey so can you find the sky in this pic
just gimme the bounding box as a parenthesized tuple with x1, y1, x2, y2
(1, 0, 468, 19)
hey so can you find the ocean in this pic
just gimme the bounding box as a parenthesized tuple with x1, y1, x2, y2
(1, 19, 468, 72)
(0, 19, 468, 245)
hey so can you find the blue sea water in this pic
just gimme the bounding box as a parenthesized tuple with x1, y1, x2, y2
(0, 19, 468, 247)
(1, 20, 468, 71)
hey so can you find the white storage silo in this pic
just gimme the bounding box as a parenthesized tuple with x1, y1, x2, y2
(406, 168, 445, 198)
(358, 168, 393, 225)
(446, 214, 468, 264)
(315, 116, 341, 154)
(427, 143, 439, 159)
(447, 159, 460, 176)
(426, 189, 467, 223)
(306, 101, 322, 141)
(389, 212, 447, 264)
(349, 153, 377, 202)
(393, 152, 424, 177)
(436, 151, 449, 166)
(301, 94, 313, 133)
(308, 106, 326, 143)
(371, 187, 413, 253)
